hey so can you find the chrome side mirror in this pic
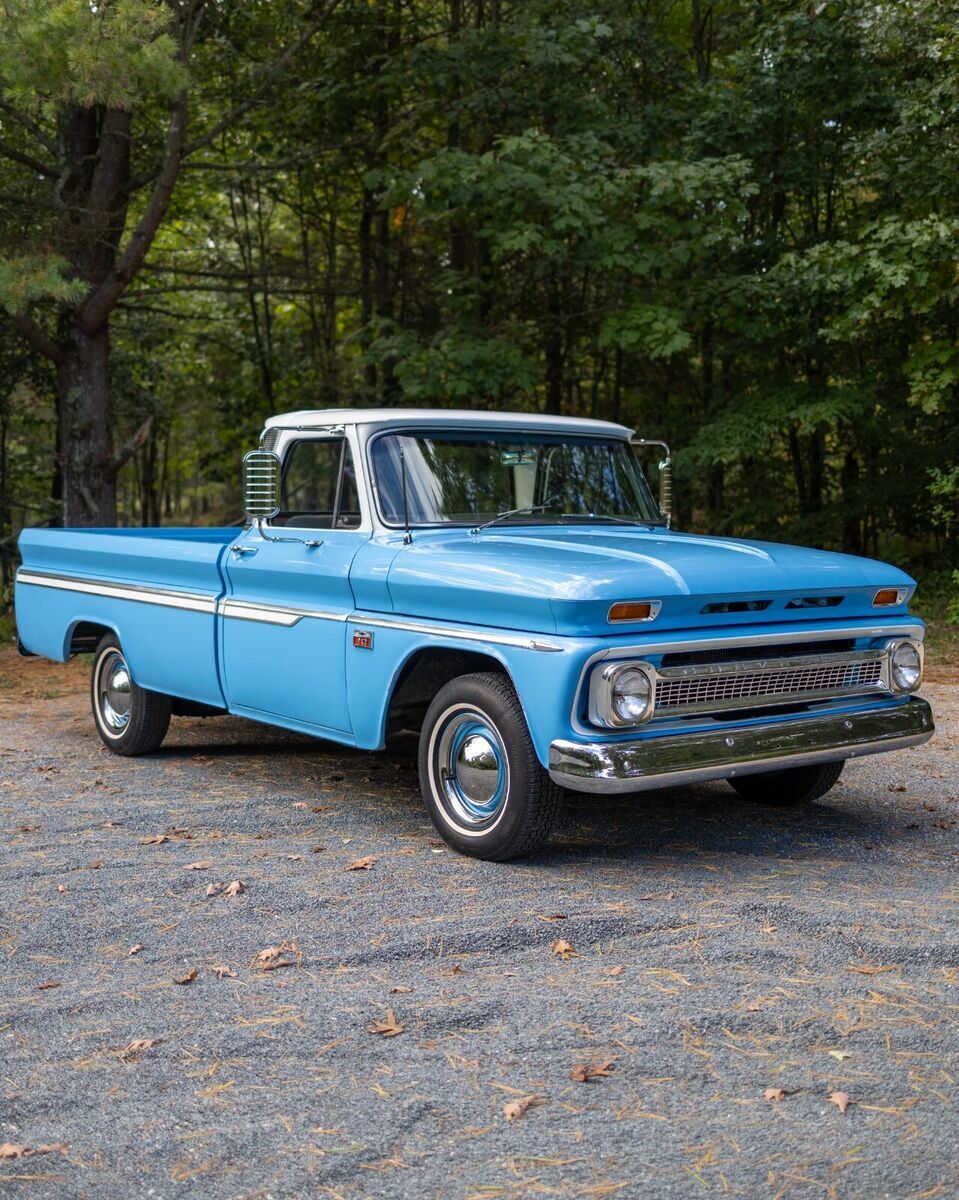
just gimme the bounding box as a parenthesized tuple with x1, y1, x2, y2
(631, 438, 673, 528)
(243, 450, 281, 521)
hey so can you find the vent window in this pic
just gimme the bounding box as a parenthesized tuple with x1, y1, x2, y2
(700, 600, 773, 615)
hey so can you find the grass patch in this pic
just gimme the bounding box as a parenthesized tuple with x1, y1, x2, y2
(911, 571, 959, 668)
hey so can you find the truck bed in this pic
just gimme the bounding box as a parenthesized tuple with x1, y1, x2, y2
(16, 527, 235, 707)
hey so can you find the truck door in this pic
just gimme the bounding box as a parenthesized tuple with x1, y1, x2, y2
(221, 434, 368, 733)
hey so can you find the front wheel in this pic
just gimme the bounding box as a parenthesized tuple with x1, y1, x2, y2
(91, 635, 171, 756)
(418, 672, 562, 861)
(728, 759, 845, 806)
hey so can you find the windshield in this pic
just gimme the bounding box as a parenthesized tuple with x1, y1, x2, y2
(370, 430, 663, 527)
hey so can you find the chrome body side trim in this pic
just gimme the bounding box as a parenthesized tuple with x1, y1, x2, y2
(549, 697, 934, 794)
(16, 569, 216, 615)
(346, 611, 565, 653)
(219, 598, 348, 627)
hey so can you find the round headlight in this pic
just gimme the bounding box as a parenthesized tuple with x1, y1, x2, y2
(891, 641, 922, 692)
(611, 667, 653, 724)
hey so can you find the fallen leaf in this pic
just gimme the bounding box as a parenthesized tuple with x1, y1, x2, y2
(761, 925, 777, 934)
(286, 854, 304, 862)
(827, 1050, 853, 1062)
(605, 965, 625, 977)
(174, 967, 198, 986)
(828, 1091, 852, 1114)
(224, 880, 245, 897)
(90, 859, 103, 869)
(538, 913, 568, 921)
(368, 1010, 405, 1037)
(0, 1143, 67, 1160)
(847, 964, 894, 976)
(56, 884, 67, 893)
(205, 883, 220, 897)
(292, 801, 308, 809)
(127, 944, 144, 957)
(503, 1094, 547, 1122)
(254, 943, 298, 971)
(118, 1037, 160, 1058)
(184, 860, 213, 871)
(551, 938, 575, 961)
(764, 1087, 787, 1101)
(346, 856, 376, 871)
(569, 1057, 616, 1083)
(37, 980, 61, 991)
(140, 834, 168, 845)
(390, 985, 413, 994)
(311, 845, 325, 854)
(211, 965, 236, 979)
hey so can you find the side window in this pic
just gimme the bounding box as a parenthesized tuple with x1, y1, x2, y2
(278, 439, 362, 529)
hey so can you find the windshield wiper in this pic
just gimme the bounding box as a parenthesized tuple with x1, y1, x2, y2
(552, 512, 662, 530)
(471, 495, 561, 534)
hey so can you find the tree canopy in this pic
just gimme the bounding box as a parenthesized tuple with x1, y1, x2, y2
(0, 0, 956, 608)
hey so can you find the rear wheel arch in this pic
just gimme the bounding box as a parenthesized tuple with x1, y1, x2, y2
(67, 619, 120, 659)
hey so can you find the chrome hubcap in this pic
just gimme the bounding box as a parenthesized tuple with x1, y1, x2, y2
(98, 651, 132, 733)
(436, 710, 509, 828)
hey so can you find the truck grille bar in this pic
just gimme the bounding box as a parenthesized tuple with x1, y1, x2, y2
(654, 649, 887, 716)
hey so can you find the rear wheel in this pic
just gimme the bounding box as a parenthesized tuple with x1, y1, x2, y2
(728, 760, 844, 806)
(418, 672, 562, 861)
(91, 634, 171, 756)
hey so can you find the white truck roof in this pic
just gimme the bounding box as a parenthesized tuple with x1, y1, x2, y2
(264, 407, 634, 439)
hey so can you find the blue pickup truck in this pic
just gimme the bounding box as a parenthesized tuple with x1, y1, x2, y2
(15, 408, 933, 860)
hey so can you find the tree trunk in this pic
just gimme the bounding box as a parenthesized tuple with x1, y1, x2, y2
(56, 320, 116, 526)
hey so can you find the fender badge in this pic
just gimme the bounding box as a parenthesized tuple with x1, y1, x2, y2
(352, 630, 374, 650)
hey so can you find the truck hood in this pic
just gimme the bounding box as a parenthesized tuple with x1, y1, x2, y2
(385, 526, 914, 635)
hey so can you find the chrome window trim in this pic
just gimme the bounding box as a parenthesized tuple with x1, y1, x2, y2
(261, 426, 374, 535)
(15, 569, 216, 615)
(346, 611, 564, 653)
(363, 426, 664, 533)
(570, 622, 926, 736)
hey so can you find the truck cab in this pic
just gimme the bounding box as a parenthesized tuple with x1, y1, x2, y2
(15, 408, 934, 860)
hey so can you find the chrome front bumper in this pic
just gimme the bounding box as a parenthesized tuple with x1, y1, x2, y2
(548, 697, 934, 795)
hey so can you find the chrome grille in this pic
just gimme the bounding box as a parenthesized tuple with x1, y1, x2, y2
(655, 653, 885, 715)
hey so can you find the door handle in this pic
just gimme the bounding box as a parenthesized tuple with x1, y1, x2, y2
(230, 544, 258, 556)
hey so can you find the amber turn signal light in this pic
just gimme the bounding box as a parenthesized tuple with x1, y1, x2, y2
(873, 587, 906, 607)
(608, 601, 660, 623)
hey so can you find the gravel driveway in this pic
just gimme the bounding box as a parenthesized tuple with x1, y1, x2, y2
(1, 648, 957, 1200)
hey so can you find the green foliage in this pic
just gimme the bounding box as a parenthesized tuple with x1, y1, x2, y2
(0, 0, 185, 111)
(0, 0, 955, 597)
(0, 256, 85, 313)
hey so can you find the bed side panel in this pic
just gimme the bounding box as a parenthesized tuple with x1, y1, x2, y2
(15, 528, 231, 706)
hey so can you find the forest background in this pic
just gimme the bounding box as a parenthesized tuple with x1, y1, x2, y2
(0, 0, 956, 647)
